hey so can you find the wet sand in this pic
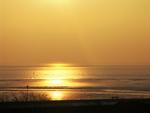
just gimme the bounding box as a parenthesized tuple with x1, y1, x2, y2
(0, 99, 150, 113)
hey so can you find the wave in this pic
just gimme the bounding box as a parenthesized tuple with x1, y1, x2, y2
(1, 86, 150, 92)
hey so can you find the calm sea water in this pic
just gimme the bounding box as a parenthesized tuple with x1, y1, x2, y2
(0, 65, 150, 100)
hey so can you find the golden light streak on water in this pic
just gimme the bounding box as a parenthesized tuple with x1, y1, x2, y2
(49, 91, 65, 100)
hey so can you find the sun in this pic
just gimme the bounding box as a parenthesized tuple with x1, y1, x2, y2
(51, 79, 63, 86)
(47, 63, 75, 80)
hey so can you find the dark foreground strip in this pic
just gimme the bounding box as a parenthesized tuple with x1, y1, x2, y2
(0, 99, 150, 113)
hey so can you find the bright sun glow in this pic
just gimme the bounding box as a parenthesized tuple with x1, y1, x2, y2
(47, 63, 75, 80)
(49, 63, 71, 67)
(51, 79, 63, 86)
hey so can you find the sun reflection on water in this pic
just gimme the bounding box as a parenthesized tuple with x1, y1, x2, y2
(49, 91, 65, 100)
(33, 63, 87, 100)
(42, 64, 79, 100)
(40, 63, 83, 87)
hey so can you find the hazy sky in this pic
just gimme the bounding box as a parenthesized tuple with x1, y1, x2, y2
(0, 0, 150, 65)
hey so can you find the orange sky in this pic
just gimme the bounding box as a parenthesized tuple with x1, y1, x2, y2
(0, 0, 150, 65)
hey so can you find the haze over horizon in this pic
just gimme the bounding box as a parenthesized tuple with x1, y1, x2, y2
(0, 0, 150, 66)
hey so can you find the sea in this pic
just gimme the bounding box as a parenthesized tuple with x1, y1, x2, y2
(0, 65, 150, 101)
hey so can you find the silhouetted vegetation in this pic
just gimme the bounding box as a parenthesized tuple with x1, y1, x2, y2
(0, 92, 49, 102)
